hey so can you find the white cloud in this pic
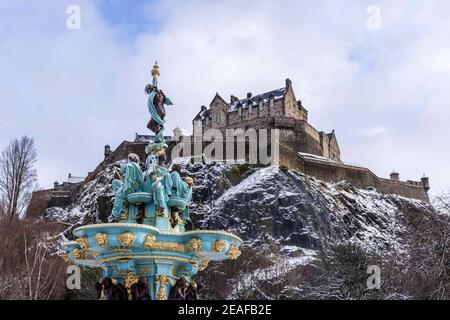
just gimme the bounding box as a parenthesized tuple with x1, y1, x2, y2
(0, 0, 449, 196)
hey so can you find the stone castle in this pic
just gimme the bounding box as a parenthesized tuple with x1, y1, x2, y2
(191, 79, 430, 202)
(193, 79, 341, 162)
(26, 79, 431, 217)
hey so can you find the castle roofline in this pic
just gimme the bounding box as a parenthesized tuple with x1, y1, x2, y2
(229, 87, 286, 112)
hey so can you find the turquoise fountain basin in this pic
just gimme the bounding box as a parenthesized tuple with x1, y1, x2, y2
(167, 197, 188, 209)
(127, 192, 153, 204)
(61, 223, 243, 275)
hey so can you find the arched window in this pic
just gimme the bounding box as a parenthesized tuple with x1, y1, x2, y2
(238, 105, 242, 117)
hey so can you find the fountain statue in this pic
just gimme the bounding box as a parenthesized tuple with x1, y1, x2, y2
(62, 62, 242, 300)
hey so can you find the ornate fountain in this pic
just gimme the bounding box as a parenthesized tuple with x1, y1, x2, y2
(62, 62, 242, 300)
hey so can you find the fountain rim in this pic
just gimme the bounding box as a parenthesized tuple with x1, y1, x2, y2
(72, 222, 243, 243)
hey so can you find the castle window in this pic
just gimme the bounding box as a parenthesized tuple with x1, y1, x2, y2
(269, 96, 274, 110)
(205, 116, 209, 126)
(259, 100, 264, 112)
(238, 106, 242, 117)
(247, 102, 252, 114)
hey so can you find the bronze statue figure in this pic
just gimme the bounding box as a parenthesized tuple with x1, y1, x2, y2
(130, 276, 151, 300)
(96, 277, 128, 300)
(169, 277, 187, 300)
(145, 84, 169, 136)
(185, 282, 202, 300)
(94, 281, 103, 300)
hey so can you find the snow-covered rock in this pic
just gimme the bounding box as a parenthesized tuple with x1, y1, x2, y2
(42, 161, 434, 299)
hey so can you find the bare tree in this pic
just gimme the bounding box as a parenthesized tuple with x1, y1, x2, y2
(23, 232, 64, 300)
(0, 136, 37, 220)
(0, 218, 66, 300)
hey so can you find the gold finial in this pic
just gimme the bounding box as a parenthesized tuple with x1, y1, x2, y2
(151, 60, 160, 80)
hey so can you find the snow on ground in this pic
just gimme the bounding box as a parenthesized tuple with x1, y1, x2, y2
(227, 248, 317, 299)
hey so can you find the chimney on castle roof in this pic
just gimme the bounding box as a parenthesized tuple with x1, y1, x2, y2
(200, 105, 207, 111)
(230, 95, 239, 104)
(285, 78, 292, 88)
(104, 144, 112, 159)
(390, 171, 400, 181)
(247, 92, 252, 98)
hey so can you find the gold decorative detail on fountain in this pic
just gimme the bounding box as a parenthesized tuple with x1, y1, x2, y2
(144, 234, 186, 252)
(184, 177, 194, 186)
(118, 232, 135, 246)
(76, 236, 89, 250)
(124, 272, 139, 299)
(72, 248, 85, 260)
(143, 234, 156, 248)
(226, 243, 241, 260)
(188, 238, 202, 252)
(119, 210, 128, 222)
(212, 239, 226, 252)
(61, 253, 69, 263)
(155, 275, 169, 300)
(94, 233, 108, 246)
(112, 247, 132, 253)
(151, 61, 160, 82)
(140, 267, 152, 274)
(190, 258, 199, 268)
(198, 259, 209, 271)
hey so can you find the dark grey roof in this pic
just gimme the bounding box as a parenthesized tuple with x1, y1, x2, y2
(195, 86, 288, 120)
(194, 109, 211, 120)
(229, 87, 286, 111)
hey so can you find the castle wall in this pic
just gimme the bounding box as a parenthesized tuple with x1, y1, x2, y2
(320, 133, 330, 159)
(85, 141, 148, 182)
(170, 139, 429, 202)
(26, 190, 52, 218)
(328, 135, 340, 162)
(210, 96, 228, 129)
(283, 84, 307, 120)
(279, 149, 429, 202)
(227, 99, 284, 127)
(26, 183, 82, 217)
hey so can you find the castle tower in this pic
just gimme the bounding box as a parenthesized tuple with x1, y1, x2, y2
(104, 144, 112, 159)
(421, 175, 430, 192)
(390, 171, 400, 181)
(173, 127, 183, 142)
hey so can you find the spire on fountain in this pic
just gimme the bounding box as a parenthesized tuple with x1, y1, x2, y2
(151, 60, 160, 88)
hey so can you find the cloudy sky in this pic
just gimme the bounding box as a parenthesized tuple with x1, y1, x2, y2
(0, 0, 449, 195)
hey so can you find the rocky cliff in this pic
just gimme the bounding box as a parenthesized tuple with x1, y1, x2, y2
(42, 160, 437, 299)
